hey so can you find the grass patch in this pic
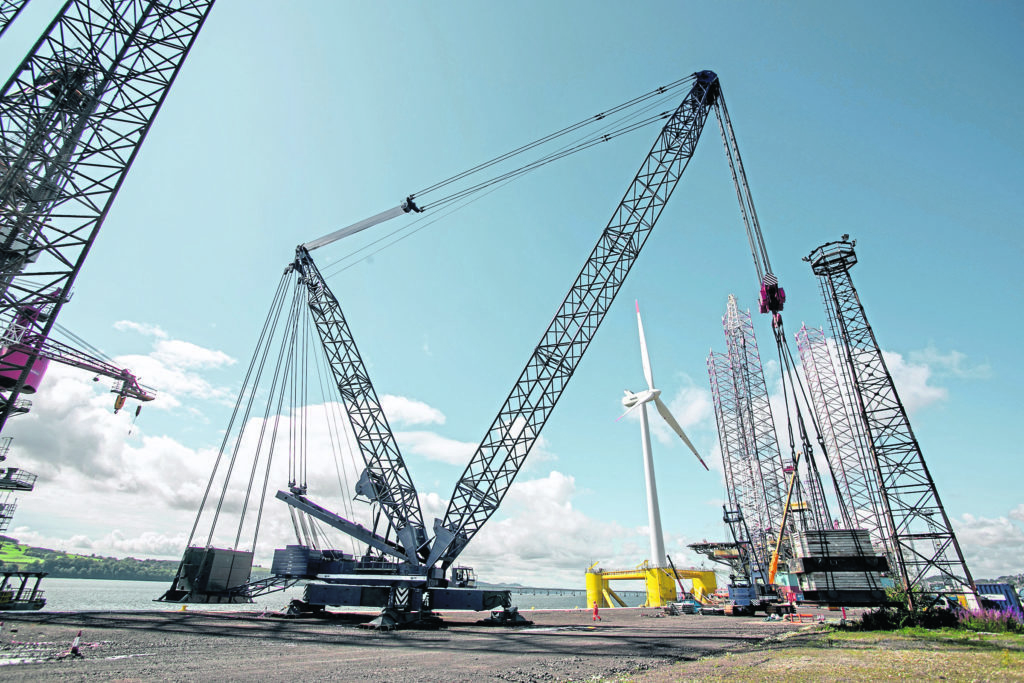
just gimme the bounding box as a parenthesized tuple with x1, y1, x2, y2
(832, 625, 1024, 648)
(628, 626, 1024, 682)
(0, 543, 42, 566)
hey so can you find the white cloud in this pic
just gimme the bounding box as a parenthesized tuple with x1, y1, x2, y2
(6, 367, 223, 510)
(909, 345, 991, 381)
(395, 430, 475, 465)
(457, 470, 711, 587)
(462, 471, 626, 584)
(112, 342, 235, 410)
(883, 350, 948, 413)
(4, 363, 717, 588)
(380, 394, 445, 426)
(12, 528, 188, 560)
(953, 509, 1024, 579)
(669, 382, 714, 430)
(151, 339, 235, 370)
(420, 491, 448, 523)
(520, 434, 557, 471)
(22, 321, 239, 414)
(113, 320, 168, 339)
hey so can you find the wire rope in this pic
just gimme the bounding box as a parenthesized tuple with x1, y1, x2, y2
(187, 272, 289, 548)
(320, 83, 683, 278)
(308, 326, 360, 522)
(421, 112, 675, 211)
(250, 283, 310, 551)
(412, 76, 694, 198)
(53, 322, 115, 364)
(233, 282, 304, 548)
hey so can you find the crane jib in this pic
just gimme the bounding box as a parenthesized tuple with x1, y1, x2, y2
(434, 71, 721, 568)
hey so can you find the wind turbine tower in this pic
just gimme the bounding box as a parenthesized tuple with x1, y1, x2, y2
(620, 301, 708, 570)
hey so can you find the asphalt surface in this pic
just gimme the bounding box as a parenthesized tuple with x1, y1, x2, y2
(0, 607, 811, 681)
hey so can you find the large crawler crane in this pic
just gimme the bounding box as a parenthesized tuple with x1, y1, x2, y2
(162, 71, 722, 625)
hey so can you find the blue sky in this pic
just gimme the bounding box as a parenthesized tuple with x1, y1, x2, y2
(1, 1, 1021, 587)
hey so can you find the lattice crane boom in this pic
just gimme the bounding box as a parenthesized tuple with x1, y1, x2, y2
(431, 71, 722, 569)
(290, 246, 427, 564)
(796, 323, 889, 551)
(27, 333, 154, 403)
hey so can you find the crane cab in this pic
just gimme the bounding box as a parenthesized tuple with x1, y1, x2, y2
(451, 566, 477, 588)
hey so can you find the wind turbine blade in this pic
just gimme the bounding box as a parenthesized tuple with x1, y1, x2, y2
(636, 300, 654, 391)
(654, 396, 709, 471)
(616, 402, 642, 422)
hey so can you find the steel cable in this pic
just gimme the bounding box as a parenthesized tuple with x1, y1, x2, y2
(412, 76, 694, 198)
(319, 85, 683, 279)
(188, 271, 289, 549)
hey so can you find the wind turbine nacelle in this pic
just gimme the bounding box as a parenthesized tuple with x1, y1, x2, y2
(621, 388, 660, 407)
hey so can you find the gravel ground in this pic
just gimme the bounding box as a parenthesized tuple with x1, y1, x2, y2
(0, 607, 809, 681)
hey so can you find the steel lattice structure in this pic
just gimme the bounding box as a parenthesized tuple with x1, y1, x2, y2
(707, 349, 771, 575)
(707, 295, 791, 568)
(807, 237, 976, 606)
(0, 0, 29, 39)
(0, 0, 216, 432)
(292, 247, 426, 563)
(434, 71, 722, 569)
(724, 295, 790, 535)
(796, 323, 891, 556)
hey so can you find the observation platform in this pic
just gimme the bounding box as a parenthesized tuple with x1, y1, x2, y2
(0, 467, 37, 492)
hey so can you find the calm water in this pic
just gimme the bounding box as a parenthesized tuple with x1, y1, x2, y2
(29, 578, 648, 612)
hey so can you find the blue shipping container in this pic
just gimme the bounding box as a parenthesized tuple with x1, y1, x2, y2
(975, 583, 1023, 618)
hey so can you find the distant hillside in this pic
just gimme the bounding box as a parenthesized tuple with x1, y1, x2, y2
(0, 536, 179, 582)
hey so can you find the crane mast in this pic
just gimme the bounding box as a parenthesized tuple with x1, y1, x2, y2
(807, 238, 977, 609)
(287, 246, 427, 563)
(432, 71, 721, 569)
(163, 71, 738, 622)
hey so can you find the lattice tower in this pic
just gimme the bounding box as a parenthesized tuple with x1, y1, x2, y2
(0, 0, 215, 432)
(0, 1, 29, 39)
(707, 349, 771, 567)
(807, 238, 977, 607)
(723, 295, 789, 530)
(797, 323, 894, 564)
(707, 295, 810, 568)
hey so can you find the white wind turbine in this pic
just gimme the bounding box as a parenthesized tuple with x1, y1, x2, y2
(619, 301, 709, 568)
